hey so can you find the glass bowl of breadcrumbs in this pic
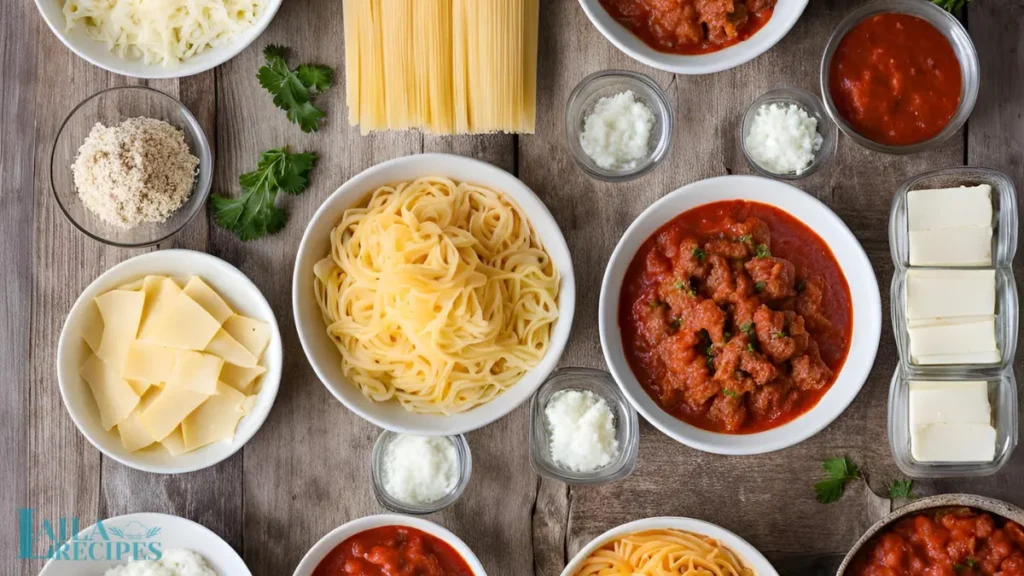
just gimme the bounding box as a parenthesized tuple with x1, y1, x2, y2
(50, 86, 213, 247)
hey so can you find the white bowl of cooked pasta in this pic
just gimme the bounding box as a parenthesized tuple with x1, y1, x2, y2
(561, 517, 778, 576)
(293, 153, 575, 436)
(35, 0, 283, 79)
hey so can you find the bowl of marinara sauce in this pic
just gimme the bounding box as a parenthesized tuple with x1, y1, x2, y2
(292, 514, 486, 576)
(820, 0, 979, 154)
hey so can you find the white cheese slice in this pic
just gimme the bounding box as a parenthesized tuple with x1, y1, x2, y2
(80, 354, 140, 431)
(909, 227, 992, 267)
(126, 379, 151, 396)
(241, 395, 258, 416)
(81, 300, 104, 354)
(181, 381, 246, 451)
(204, 329, 258, 368)
(909, 380, 991, 428)
(909, 317, 997, 359)
(183, 277, 234, 324)
(222, 315, 272, 359)
(140, 292, 222, 350)
(116, 388, 161, 452)
(908, 315, 995, 328)
(140, 382, 210, 442)
(94, 290, 146, 373)
(121, 341, 179, 384)
(167, 350, 224, 395)
(914, 350, 1002, 365)
(160, 426, 189, 456)
(911, 423, 997, 462)
(137, 276, 184, 340)
(907, 184, 992, 230)
(220, 364, 266, 394)
(905, 269, 995, 320)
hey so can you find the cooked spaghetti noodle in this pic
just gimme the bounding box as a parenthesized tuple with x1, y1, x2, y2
(575, 529, 756, 576)
(313, 177, 559, 414)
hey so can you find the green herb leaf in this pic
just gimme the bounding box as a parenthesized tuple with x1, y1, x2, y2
(746, 342, 755, 353)
(772, 330, 787, 339)
(649, 299, 665, 309)
(966, 559, 977, 568)
(211, 147, 317, 241)
(740, 322, 755, 336)
(736, 234, 752, 243)
(931, 0, 970, 13)
(722, 389, 737, 397)
(755, 244, 771, 258)
(673, 280, 686, 290)
(669, 317, 682, 330)
(814, 457, 862, 504)
(706, 356, 715, 368)
(692, 247, 706, 262)
(724, 331, 732, 341)
(257, 45, 333, 132)
(887, 479, 914, 500)
(754, 282, 767, 293)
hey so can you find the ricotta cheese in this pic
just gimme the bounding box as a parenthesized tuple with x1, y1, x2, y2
(744, 103, 823, 175)
(579, 90, 654, 171)
(104, 548, 217, 576)
(545, 389, 619, 472)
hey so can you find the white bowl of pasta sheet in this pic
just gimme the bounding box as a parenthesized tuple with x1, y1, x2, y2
(560, 516, 779, 576)
(292, 153, 576, 436)
(35, 0, 283, 79)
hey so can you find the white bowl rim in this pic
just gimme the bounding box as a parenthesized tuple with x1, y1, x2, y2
(38, 512, 251, 576)
(559, 516, 779, 576)
(598, 174, 882, 455)
(292, 152, 576, 436)
(576, 0, 810, 75)
(33, 0, 283, 79)
(291, 513, 488, 576)
(55, 249, 283, 474)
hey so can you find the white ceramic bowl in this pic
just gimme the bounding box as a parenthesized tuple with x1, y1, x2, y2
(599, 175, 881, 455)
(293, 153, 576, 436)
(34, 0, 282, 79)
(292, 514, 487, 576)
(560, 516, 779, 576)
(56, 250, 283, 474)
(577, 0, 809, 75)
(38, 512, 250, 575)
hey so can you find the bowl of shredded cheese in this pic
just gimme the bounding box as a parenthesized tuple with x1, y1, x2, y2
(35, 0, 282, 79)
(740, 87, 836, 180)
(50, 86, 213, 247)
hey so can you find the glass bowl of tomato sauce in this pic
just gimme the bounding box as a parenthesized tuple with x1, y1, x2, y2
(820, 0, 979, 155)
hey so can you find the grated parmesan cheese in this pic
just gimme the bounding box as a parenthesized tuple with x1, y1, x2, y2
(545, 389, 619, 472)
(72, 118, 198, 229)
(744, 103, 823, 175)
(381, 435, 458, 505)
(579, 90, 654, 171)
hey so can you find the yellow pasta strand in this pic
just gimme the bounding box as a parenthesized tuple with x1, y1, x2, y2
(574, 530, 757, 576)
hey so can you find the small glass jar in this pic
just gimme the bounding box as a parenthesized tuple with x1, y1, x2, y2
(888, 368, 1017, 478)
(565, 70, 673, 182)
(739, 87, 836, 179)
(529, 367, 639, 485)
(371, 430, 472, 515)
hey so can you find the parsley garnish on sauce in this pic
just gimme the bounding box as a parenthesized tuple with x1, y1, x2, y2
(814, 457, 861, 504)
(740, 322, 755, 336)
(669, 317, 682, 330)
(211, 147, 317, 241)
(722, 389, 737, 397)
(258, 45, 334, 132)
(887, 479, 914, 500)
(754, 282, 767, 293)
(755, 244, 771, 258)
(736, 234, 752, 243)
(692, 247, 706, 262)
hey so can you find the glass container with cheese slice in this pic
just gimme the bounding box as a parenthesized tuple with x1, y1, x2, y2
(887, 167, 1019, 477)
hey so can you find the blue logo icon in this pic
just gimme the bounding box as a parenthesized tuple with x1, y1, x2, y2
(18, 509, 164, 562)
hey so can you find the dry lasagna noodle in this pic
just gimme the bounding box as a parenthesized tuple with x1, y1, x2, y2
(342, 0, 539, 134)
(575, 529, 756, 576)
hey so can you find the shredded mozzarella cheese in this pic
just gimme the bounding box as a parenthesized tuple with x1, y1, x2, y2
(545, 390, 619, 472)
(744, 103, 823, 175)
(579, 90, 654, 171)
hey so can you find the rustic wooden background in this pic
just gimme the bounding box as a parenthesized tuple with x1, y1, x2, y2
(3, 1, 1022, 575)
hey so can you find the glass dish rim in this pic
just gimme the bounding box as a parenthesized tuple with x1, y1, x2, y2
(564, 69, 674, 183)
(818, 0, 980, 155)
(738, 86, 837, 180)
(529, 366, 640, 485)
(49, 85, 213, 248)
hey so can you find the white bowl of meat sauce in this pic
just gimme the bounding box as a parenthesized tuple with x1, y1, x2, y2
(599, 175, 881, 455)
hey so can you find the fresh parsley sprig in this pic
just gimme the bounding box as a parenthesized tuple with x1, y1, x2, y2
(887, 479, 914, 500)
(814, 457, 861, 504)
(932, 0, 971, 13)
(258, 45, 333, 132)
(211, 147, 316, 241)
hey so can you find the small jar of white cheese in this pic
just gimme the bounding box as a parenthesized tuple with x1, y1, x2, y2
(371, 430, 472, 515)
(740, 87, 837, 179)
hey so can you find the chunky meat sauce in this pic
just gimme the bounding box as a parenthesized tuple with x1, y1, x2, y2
(619, 201, 852, 434)
(599, 0, 776, 55)
(851, 509, 1024, 576)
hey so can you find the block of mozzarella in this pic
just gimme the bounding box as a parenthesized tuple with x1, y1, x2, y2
(909, 380, 991, 428)
(909, 227, 992, 267)
(909, 317, 998, 360)
(908, 184, 992, 230)
(911, 423, 997, 462)
(905, 269, 995, 320)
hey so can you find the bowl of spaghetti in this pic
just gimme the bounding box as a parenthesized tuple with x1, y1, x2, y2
(293, 153, 575, 436)
(561, 516, 778, 576)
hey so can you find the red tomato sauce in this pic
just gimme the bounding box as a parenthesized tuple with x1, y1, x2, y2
(828, 13, 962, 146)
(619, 201, 852, 434)
(850, 509, 1024, 576)
(599, 0, 775, 55)
(312, 526, 474, 576)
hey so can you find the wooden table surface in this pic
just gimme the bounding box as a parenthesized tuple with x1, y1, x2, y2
(4, 1, 1022, 575)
